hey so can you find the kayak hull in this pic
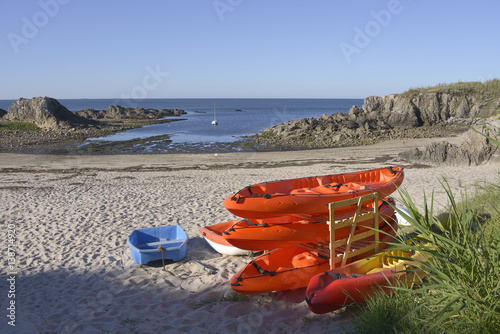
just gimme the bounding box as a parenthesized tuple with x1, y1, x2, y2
(223, 167, 404, 219)
(224, 198, 396, 251)
(230, 219, 398, 294)
(200, 221, 248, 256)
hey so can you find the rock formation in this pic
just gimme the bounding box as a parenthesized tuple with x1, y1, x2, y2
(252, 91, 489, 150)
(0, 108, 7, 118)
(75, 105, 186, 120)
(399, 120, 500, 166)
(5, 97, 93, 130)
(359, 92, 495, 127)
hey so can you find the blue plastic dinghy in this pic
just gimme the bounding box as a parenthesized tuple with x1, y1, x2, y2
(127, 225, 188, 264)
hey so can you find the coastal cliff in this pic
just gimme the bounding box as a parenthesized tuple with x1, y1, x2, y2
(250, 80, 500, 165)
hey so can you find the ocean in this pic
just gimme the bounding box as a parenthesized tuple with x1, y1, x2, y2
(0, 98, 363, 150)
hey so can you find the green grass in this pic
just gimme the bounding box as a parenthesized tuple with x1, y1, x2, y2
(0, 121, 41, 131)
(349, 282, 439, 334)
(400, 79, 500, 98)
(400, 79, 500, 116)
(348, 180, 500, 334)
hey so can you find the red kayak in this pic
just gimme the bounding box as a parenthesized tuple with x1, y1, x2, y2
(223, 167, 404, 218)
(306, 243, 426, 314)
(223, 198, 396, 251)
(230, 219, 398, 294)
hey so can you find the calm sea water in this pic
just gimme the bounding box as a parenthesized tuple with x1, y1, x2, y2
(0, 98, 362, 146)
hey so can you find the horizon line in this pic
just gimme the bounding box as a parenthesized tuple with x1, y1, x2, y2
(0, 96, 366, 101)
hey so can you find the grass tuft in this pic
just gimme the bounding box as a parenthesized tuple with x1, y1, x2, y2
(0, 121, 41, 131)
(349, 178, 500, 334)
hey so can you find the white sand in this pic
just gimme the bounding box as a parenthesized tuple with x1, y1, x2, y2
(1, 138, 499, 333)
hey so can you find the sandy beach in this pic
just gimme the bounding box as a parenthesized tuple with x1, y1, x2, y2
(2, 137, 499, 334)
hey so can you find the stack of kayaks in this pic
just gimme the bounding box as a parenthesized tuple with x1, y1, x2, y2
(230, 218, 399, 294)
(199, 167, 405, 299)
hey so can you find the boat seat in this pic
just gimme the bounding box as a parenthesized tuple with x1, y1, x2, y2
(342, 182, 381, 191)
(290, 187, 320, 195)
(137, 239, 183, 250)
(292, 252, 323, 267)
(291, 183, 345, 195)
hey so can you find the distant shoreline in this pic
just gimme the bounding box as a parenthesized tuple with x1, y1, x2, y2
(0, 98, 363, 154)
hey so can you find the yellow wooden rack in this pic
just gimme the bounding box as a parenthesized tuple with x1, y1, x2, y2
(328, 192, 380, 269)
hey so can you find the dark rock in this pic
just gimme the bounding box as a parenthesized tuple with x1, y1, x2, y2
(0, 108, 7, 118)
(399, 120, 500, 166)
(5, 97, 93, 129)
(250, 88, 495, 153)
(75, 105, 186, 120)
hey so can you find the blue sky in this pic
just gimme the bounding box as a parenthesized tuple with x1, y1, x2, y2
(1, 0, 499, 99)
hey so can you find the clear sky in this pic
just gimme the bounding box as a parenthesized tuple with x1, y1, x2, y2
(1, 0, 499, 99)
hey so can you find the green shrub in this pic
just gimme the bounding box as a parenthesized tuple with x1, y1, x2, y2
(349, 181, 500, 334)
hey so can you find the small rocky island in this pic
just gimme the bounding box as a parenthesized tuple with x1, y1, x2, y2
(0, 96, 186, 153)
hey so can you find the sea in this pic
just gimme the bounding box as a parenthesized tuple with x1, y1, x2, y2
(0, 98, 363, 152)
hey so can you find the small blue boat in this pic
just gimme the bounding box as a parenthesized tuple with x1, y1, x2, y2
(127, 225, 188, 264)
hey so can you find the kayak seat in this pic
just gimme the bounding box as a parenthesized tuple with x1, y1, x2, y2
(292, 252, 323, 267)
(343, 182, 382, 191)
(290, 187, 320, 195)
(290, 183, 345, 195)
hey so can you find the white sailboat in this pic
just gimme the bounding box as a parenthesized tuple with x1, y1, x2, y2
(211, 102, 218, 125)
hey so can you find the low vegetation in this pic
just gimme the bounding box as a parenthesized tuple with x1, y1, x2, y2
(401, 78, 500, 97)
(401, 79, 500, 116)
(0, 120, 41, 132)
(349, 178, 500, 334)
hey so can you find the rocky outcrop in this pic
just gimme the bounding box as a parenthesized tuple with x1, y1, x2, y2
(5, 97, 93, 129)
(399, 120, 500, 166)
(0, 108, 7, 118)
(251, 90, 496, 151)
(361, 92, 492, 127)
(76, 105, 186, 120)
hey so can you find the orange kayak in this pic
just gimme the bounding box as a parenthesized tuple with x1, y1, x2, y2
(230, 219, 398, 294)
(200, 221, 248, 256)
(223, 198, 396, 251)
(200, 215, 318, 255)
(223, 167, 404, 218)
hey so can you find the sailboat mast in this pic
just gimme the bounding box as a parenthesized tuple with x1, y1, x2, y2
(212, 101, 218, 125)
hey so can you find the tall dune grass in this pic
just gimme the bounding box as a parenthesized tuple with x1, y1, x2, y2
(401, 79, 500, 98)
(399, 79, 500, 116)
(349, 181, 500, 334)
